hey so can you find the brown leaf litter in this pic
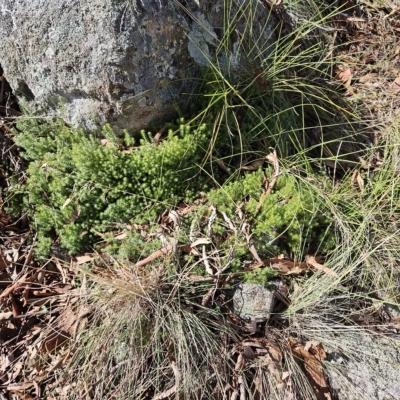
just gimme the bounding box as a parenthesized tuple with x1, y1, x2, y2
(0, 205, 85, 398)
(288, 338, 332, 400)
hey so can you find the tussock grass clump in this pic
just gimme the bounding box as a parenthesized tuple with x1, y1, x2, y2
(56, 260, 236, 399)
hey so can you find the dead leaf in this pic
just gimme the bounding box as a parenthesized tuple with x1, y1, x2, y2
(268, 258, 308, 275)
(202, 245, 214, 276)
(100, 139, 115, 147)
(9, 391, 34, 400)
(289, 338, 331, 400)
(152, 342, 180, 400)
(346, 17, 366, 22)
(152, 125, 167, 146)
(168, 210, 181, 226)
(0, 252, 9, 271)
(359, 72, 378, 83)
(75, 255, 94, 265)
(234, 353, 245, 372)
(114, 232, 128, 240)
(0, 210, 13, 228)
(135, 245, 173, 268)
(336, 65, 352, 88)
(350, 169, 364, 191)
(305, 256, 338, 277)
(240, 158, 265, 171)
(61, 197, 72, 209)
(304, 341, 327, 360)
(388, 74, 400, 93)
(0, 311, 13, 321)
(251, 338, 283, 381)
(0, 273, 38, 299)
(56, 304, 79, 336)
(177, 202, 197, 216)
(40, 329, 70, 354)
(7, 381, 35, 391)
(212, 155, 230, 173)
(9, 294, 21, 317)
(241, 221, 262, 263)
(256, 150, 280, 212)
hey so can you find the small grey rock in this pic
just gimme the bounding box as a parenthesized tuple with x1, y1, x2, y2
(383, 302, 400, 320)
(232, 282, 280, 322)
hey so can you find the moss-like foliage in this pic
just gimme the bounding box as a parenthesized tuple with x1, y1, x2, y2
(10, 119, 215, 257)
(207, 168, 335, 259)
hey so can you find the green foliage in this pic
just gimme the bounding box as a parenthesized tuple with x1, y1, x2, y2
(10, 118, 214, 257)
(243, 267, 278, 285)
(207, 168, 335, 258)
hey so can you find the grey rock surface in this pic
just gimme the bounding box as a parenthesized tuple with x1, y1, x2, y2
(232, 282, 280, 322)
(325, 333, 400, 400)
(0, 0, 275, 133)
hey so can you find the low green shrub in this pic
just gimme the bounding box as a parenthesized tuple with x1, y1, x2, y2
(8, 116, 336, 261)
(207, 167, 335, 259)
(10, 118, 215, 257)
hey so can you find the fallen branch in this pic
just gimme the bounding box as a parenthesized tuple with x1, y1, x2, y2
(0, 272, 38, 300)
(134, 245, 173, 268)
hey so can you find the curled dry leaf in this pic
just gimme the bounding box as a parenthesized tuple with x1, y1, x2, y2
(240, 158, 265, 171)
(305, 256, 338, 277)
(336, 65, 352, 88)
(75, 255, 94, 265)
(359, 72, 378, 83)
(212, 155, 230, 173)
(350, 169, 364, 191)
(388, 72, 400, 94)
(267, 258, 308, 275)
(0, 311, 13, 321)
(289, 338, 331, 400)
